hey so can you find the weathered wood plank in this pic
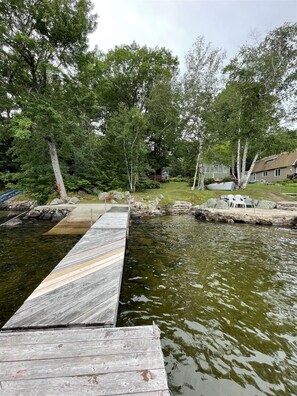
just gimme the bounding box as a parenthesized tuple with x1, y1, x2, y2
(0, 326, 169, 395)
(4, 261, 123, 328)
(0, 351, 164, 380)
(0, 337, 161, 362)
(0, 369, 169, 395)
(4, 261, 122, 325)
(92, 212, 129, 229)
(0, 325, 159, 345)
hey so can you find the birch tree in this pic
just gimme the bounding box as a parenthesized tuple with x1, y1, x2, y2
(103, 105, 147, 192)
(182, 37, 225, 190)
(224, 22, 297, 189)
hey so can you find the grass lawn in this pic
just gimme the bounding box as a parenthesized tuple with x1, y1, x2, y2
(80, 181, 297, 206)
(7, 181, 297, 206)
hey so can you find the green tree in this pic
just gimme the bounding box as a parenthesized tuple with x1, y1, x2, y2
(145, 80, 181, 176)
(224, 23, 297, 189)
(101, 42, 178, 114)
(182, 36, 225, 190)
(102, 105, 148, 192)
(0, 0, 96, 199)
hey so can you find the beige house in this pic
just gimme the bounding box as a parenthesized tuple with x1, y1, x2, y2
(251, 149, 297, 183)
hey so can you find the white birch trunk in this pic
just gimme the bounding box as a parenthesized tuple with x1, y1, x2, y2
(47, 137, 67, 200)
(191, 149, 200, 190)
(236, 138, 241, 186)
(240, 139, 249, 188)
(231, 153, 236, 179)
(241, 140, 248, 175)
(197, 163, 205, 190)
(240, 152, 259, 189)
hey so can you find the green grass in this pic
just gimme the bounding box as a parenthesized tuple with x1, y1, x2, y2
(68, 182, 297, 206)
(8, 181, 297, 206)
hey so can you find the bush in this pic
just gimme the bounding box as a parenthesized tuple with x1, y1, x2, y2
(281, 178, 297, 185)
(136, 178, 160, 191)
(64, 175, 93, 193)
(170, 176, 190, 183)
(0, 171, 20, 188)
(204, 177, 215, 185)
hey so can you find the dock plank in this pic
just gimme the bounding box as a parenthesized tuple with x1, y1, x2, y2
(3, 210, 129, 330)
(0, 326, 169, 395)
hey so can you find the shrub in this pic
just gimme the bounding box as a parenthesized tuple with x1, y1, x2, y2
(136, 178, 160, 191)
(170, 176, 190, 183)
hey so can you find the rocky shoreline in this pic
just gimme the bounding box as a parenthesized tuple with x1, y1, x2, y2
(2, 196, 297, 228)
(0, 200, 74, 222)
(194, 207, 297, 227)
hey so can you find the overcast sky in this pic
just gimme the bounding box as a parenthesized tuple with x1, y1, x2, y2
(89, 0, 296, 69)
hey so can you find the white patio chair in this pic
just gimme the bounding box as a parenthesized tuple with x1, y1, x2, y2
(233, 194, 246, 208)
(227, 194, 235, 207)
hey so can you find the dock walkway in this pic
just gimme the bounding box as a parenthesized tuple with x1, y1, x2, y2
(45, 203, 117, 235)
(3, 208, 130, 329)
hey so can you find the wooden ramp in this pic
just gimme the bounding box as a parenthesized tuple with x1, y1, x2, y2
(0, 325, 169, 395)
(46, 204, 115, 235)
(3, 209, 130, 330)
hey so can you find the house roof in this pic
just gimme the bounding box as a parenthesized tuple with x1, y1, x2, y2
(253, 149, 297, 173)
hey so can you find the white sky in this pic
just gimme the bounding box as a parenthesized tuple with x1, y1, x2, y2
(89, 0, 297, 69)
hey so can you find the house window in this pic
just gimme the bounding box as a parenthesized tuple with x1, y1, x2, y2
(275, 169, 281, 177)
(251, 173, 256, 181)
(262, 171, 268, 177)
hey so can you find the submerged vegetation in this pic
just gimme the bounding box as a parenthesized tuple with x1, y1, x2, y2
(0, 1, 296, 203)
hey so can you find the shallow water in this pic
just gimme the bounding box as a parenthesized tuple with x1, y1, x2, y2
(118, 216, 297, 396)
(0, 211, 80, 326)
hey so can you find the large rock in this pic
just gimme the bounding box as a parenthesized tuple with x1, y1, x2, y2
(216, 199, 229, 209)
(168, 201, 192, 215)
(98, 192, 109, 201)
(113, 192, 124, 201)
(1, 218, 22, 227)
(51, 212, 64, 222)
(67, 197, 80, 204)
(40, 212, 52, 220)
(50, 198, 64, 205)
(257, 200, 277, 209)
(206, 198, 218, 208)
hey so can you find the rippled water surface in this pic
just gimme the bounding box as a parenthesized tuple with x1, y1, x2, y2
(118, 216, 297, 396)
(0, 211, 80, 326)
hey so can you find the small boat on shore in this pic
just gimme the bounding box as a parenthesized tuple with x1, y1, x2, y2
(206, 181, 236, 191)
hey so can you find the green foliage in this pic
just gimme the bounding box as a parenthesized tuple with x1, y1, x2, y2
(281, 178, 297, 185)
(136, 178, 160, 191)
(170, 176, 190, 182)
(64, 175, 93, 193)
(203, 177, 215, 186)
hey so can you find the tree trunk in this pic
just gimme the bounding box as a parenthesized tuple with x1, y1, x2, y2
(191, 149, 200, 190)
(236, 138, 241, 186)
(240, 152, 259, 189)
(192, 137, 203, 191)
(240, 139, 249, 188)
(241, 139, 248, 176)
(231, 153, 236, 179)
(197, 163, 205, 190)
(46, 137, 68, 200)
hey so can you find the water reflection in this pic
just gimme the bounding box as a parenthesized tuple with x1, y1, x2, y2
(118, 216, 297, 396)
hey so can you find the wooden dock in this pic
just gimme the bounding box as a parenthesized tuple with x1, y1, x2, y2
(0, 325, 169, 395)
(45, 203, 115, 235)
(3, 209, 130, 330)
(1, 206, 169, 395)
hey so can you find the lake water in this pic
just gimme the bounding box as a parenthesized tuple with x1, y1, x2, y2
(0, 212, 296, 395)
(117, 216, 297, 396)
(0, 211, 80, 326)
